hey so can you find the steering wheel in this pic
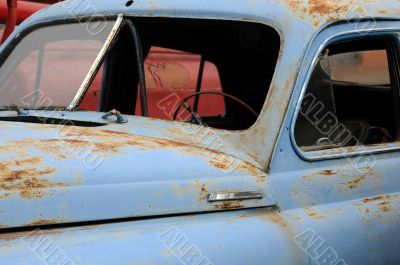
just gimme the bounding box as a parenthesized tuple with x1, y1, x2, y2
(173, 91, 258, 125)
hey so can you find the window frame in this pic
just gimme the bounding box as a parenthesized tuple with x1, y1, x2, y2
(99, 17, 281, 130)
(0, 16, 120, 111)
(290, 26, 400, 162)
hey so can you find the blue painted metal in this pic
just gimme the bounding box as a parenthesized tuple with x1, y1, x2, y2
(0, 0, 399, 264)
(0, 114, 273, 228)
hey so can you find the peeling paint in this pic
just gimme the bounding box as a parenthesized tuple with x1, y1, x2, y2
(283, 0, 384, 27)
(339, 166, 378, 192)
(1, 126, 263, 177)
(27, 217, 67, 226)
(304, 207, 343, 220)
(0, 158, 68, 200)
(213, 201, 245, 210)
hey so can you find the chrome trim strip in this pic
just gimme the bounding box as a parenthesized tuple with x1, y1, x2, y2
(289, 24, 400, 161)
(207, 191, 264, 202)
(67, 14, 124, 111)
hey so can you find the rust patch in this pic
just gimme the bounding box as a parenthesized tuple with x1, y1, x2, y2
(378, 9, 388, 16)
(363, 195, 385, 204)
(284, 0, 303, 16)
(63, 128, 258, 176)
(346, 175, 367, 190)
(305, 208, 326, 220)
(284, 0, 361, 26)
(194, 180, 209, 202)
(305, 207, 343, 220)
(0, 158, 68, 200)
(319, 169, 335, 176)
(302, 169, 337, 180)
(1, 125, 266, 204)
(378, 201, 391, 213)
(213, 201, 245, 210)
(339, 166, 379, 192)
(307, 0, 350, 17)
(362, 194, 400, 204)
(261, 210, 291, 230)
(239, 161, 265, 180)
(27, 217, 67, 226)
(208, 160, 231, 171)
(353, 194, 400, 224)
(163, 122, 266, 177)
(208, 157, 265, 181)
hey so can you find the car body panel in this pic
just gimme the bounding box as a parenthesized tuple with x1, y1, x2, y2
(268, 20, 400, 264)
(0, 209, 305, 265)
(0, 112, 273, 229)
(0, 0, 399, 264)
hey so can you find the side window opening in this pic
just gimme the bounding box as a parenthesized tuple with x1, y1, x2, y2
(295, 37, 400, 152)
(99, 18, 281, 130)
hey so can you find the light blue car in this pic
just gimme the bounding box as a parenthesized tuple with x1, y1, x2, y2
(0, 0, 399, 264)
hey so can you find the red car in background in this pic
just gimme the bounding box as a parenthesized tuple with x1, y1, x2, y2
(0, 0, 224, 119)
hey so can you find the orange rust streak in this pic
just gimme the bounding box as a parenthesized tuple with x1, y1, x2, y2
(305, 208, 326, 220)
(362, 194, 400, 204)
(27, 217, 67, 226)
(284, 0, 354, 25)
(213, 201, 245, 210)
(0, 158, 67, 200)
(307, 0, 349, 16)
(193, 180, 209, 202)
(319, 170, 335, 176)
(346, 175, 367, 190)
(353, 194, 399, 223)
(378, 201, 391, 213)
(304, 207, 343, 220)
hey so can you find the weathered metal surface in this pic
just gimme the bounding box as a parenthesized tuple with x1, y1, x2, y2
(268, 18, 400, 264)
(0, 114, 273, 228)
(0, 209, 306, 265)
(0, 0, 399, 264)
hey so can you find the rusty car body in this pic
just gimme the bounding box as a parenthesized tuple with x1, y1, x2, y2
(0, 0, 400, 264)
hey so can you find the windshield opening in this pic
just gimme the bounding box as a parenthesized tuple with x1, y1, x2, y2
(0, 20, 115, 110)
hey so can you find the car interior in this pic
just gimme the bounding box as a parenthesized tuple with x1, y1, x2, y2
(295, 36, 400, 151)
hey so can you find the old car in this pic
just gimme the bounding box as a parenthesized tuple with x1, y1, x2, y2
(0, 0, 399, 264)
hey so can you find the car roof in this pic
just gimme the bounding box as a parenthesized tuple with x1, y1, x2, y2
(15, 0, 400, 33)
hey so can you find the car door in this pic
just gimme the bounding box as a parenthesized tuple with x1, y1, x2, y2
(269, 21, 400, 265)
